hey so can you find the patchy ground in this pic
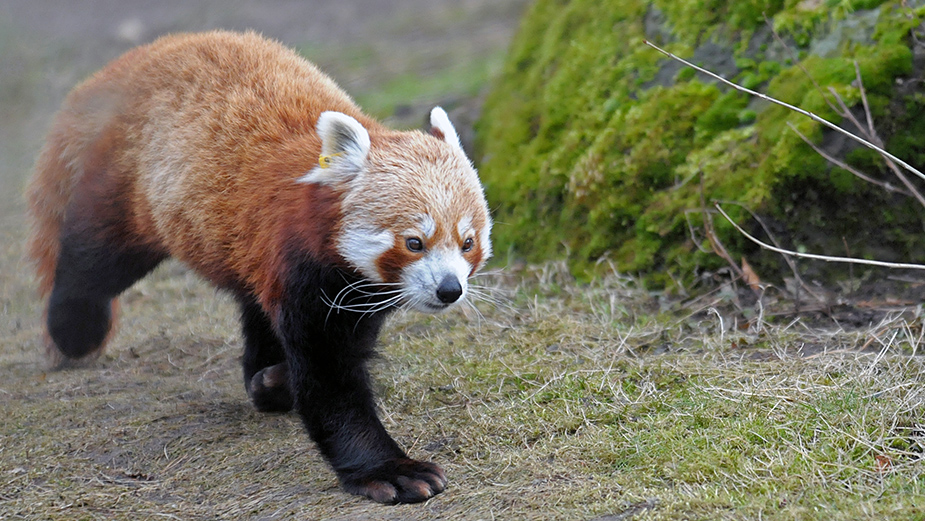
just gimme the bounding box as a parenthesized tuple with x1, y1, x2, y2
(1, 2, 924, 520)
(2, 252, 924, 519)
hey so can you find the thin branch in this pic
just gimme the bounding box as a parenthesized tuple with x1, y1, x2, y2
(763, 13, 843, 116)
(642, 40, 925, 185)
(787, 122, 914, 198)
(854, 62, 876, 139)
(817, 66, 925, 207)
(714, 203, 925, 271)
(714, 199, 824, 302)
(882, 156, 925, 209)
(684, 209, 714, 254)
(764, 24, 925, 209)
(831, 75, 925, 206)
(828, 86, 874, 143)
(699, 173, 745, 280)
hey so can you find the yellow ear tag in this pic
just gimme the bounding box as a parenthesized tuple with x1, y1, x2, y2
(318, 151, 345, 169)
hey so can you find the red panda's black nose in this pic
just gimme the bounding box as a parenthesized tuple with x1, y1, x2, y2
(436, 275, 463, 304)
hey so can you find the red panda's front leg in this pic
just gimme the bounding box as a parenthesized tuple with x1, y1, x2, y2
(274, 263, 447, 504)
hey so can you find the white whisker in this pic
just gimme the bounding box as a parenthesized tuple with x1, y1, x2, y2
(470, 268, 506, 278)
(466, 284, 515, 313)
(321, 279, 405, 327)
(463, 299, 485, 332)
(329, 296, 404, 311)
(354, 293, 407, 331)
(330, 279, 401, 307)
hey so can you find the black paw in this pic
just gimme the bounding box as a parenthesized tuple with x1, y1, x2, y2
(341, 458, 447, 504)
(248, 363, 293, 412)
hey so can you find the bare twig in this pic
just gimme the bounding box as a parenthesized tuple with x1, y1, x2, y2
(763, 13, 843, 116)
(684, 209, 714, 254)
(787, 122, 913, 197)
(714, 203, 925, 271)
(854, 62, 876, 139)
(642, 40, 925, 185)
(787, 53, 925, 208)
(882, 155, 925, 208)
(817, 71, 925, 207)
(828, 86, 872, 143)
(835, 75, 925, 206)
(715, 199, 824, 302)
(762, 22, 925, 208)
(699, 173, 745, 280)
(844, 65, 925, 208)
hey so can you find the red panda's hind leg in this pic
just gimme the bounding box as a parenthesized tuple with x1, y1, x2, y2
(46, 235, 166, 368)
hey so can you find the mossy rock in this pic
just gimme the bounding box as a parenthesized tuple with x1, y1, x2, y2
(477, 0, 925, 286)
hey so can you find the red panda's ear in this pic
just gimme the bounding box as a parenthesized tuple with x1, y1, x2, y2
(429, 107, 465, 156)
(297, 111, 370, 185)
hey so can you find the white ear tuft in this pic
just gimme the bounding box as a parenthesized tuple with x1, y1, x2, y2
(317, 111, 370, 158)
(429, 106, 464, 154)
(297, 111, 370, 185)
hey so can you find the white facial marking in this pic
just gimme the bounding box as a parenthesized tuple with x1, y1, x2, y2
(401, 247, 472, 313)
(417, 214, 437, 239)
(337, 225, 394, 282)
(457, 215, 473, 239)
(479, 217, 493, 261)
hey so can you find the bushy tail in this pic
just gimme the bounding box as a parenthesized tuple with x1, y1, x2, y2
(25, 124, 104, 368)
(26, 129, 77, 297)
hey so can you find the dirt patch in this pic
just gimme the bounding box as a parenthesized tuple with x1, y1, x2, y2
(0, 2, 529, 519)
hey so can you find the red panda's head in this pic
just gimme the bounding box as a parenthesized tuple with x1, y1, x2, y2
(299, 107, 492, 313)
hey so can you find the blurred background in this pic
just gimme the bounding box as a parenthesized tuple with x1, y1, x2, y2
(0, 0, 529, 217)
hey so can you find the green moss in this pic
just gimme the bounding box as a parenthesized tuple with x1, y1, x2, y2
(478, 0, 925, 284)
(654, 0, 787, 41)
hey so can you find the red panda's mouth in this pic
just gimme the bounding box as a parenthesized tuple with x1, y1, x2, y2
(422, 301, 452, 311)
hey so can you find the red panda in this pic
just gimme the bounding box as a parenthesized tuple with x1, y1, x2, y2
(26, 30, 491, 504)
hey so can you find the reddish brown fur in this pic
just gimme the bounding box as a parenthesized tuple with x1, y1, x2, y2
(27, 31, 392, 330)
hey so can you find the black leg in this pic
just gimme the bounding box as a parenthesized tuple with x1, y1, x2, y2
(292, 349, 446, 504)
(240, 298, 292, 412)
(277, 263, 447, 504)
(47, 235, 165, 363)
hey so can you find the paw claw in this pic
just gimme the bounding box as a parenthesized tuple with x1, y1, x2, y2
(342, 458, 447, 504)
(248, 364, 293, 412)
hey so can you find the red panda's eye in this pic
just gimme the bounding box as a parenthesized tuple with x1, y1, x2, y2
(406, 237, 424, 252)
(462, 238, 474, 252)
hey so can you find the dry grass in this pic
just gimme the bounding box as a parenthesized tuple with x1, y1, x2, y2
(2, 215, 924, 519)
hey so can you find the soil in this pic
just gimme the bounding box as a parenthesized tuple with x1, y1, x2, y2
(0, 2, 529, 519)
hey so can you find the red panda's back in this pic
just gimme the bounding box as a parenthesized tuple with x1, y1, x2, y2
(127, 32, 363, 270)
(28, 31, 378, 295)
